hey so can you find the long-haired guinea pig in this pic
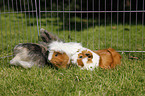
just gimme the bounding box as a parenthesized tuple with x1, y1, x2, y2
(94, 48, 122, 69)
(71, 48, 121, 70)
(48, 41, 83, 69)
(10, 43, 50, 69)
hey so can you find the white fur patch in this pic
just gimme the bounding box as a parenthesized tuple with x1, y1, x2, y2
(10, 56, 21, 65)
(48, 50, 54, 60)
(71, 48, 100, 71)
(10, 47, 35, 68)
(18, 61, 34, 69)
(71, 48, 87, 64)
(48, 41, 83, 57)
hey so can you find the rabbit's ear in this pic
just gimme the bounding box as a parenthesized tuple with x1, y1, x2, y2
(40, 28, 65, 43)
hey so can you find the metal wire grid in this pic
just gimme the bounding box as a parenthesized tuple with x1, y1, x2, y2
(39, 0, 145, 52)
(0, 0, 39, 61)
(0, 0, 145, 61)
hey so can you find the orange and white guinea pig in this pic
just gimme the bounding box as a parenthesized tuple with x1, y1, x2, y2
(48, 41, 83, 69)
(71, 48, 121, 70)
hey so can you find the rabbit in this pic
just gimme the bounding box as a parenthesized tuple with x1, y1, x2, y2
(47, 41, 83, 69)
(10, 43, 50, 69)
(10, 28, 65, 69)
(71, 47, 121, 70)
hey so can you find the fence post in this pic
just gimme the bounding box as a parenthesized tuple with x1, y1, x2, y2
(34, 0, 39, 41)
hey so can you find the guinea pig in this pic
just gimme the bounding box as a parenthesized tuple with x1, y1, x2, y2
(94, 48, 122, 69)
(48, 41, 83, 69)
(10, 43, 50, 69)
(71, 48, 100, 71)
(71, 48, 121, 70)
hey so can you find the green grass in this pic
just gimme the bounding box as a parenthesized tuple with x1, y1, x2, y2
(0, 13, 145, 95)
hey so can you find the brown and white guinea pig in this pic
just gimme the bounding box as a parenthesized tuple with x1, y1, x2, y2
(10, 43, 50, 69)
(47, 41, 83, 69)
(71, 48, 121, 70)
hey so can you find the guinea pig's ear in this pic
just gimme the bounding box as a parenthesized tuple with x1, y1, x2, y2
(40, 28, 65, 43)
(107, 48, 122, 68)
(107, 48, 122, 59)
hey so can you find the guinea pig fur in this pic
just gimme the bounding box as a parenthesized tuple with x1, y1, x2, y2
(71, 48, 100, 71)
(94, 48, 122, 69)
(71, 48, 121, 70)
(10, 43, 50, 69)
(48, 41, 83, 69)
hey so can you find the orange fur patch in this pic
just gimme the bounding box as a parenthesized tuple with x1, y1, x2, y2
(94, 48, 121, 69)
(50, 51, 69, 69)
(77, 53, 84, 67)
(77, 50, 93, 67)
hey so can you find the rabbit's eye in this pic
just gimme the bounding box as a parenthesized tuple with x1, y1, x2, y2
(55, 53, 58, 57)
(79, 56, 83, 58)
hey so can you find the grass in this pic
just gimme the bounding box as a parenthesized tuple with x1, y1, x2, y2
(0, 13, 145, 95)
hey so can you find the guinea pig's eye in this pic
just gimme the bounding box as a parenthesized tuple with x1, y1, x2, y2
(88, 56, 91, 58)
(55, 53, 58, 57)
(79, 56, 83, 58)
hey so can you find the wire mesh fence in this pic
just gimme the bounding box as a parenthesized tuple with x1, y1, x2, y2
(0, 0, 39, 62)
(0, 0, 145, 62)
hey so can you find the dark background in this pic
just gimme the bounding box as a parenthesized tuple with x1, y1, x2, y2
(0, 0, 144, 24)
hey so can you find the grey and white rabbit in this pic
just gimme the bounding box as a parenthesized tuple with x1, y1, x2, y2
(10, 43, 50, 68)
(10, 28, 64, 68)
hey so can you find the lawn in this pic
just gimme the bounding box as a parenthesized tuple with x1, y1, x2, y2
(0, 13, 145, 95)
